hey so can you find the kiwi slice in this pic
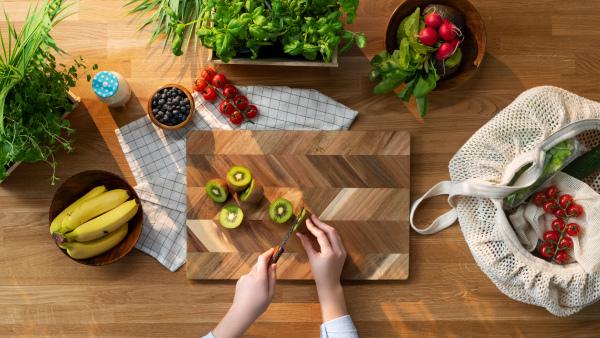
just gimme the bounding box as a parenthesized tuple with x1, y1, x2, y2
(269, 198, 293, 223)
(293, 208, 312, 234)
(219, 205, 244, 228)
(239, 179, 264, 204)
(227, 166, 252, 192)
(206, 179, 229, 203)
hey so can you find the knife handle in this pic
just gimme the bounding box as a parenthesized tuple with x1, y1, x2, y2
(268, 246, 283, 266)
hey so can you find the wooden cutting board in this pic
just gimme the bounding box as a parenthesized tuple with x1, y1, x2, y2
(186, 130, 410, 280)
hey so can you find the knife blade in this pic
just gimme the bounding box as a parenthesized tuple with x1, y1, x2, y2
(268, 207, 305, 266)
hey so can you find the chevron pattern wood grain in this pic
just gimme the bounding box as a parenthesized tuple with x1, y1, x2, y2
(186, 131, 410, 280)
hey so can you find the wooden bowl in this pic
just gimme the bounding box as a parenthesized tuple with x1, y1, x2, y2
(384, 0, 486, 91)
(49, 170, 143, 266)
(147, 84, 195, 130)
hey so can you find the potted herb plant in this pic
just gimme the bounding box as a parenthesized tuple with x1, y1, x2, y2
(0, 0, 96, 184)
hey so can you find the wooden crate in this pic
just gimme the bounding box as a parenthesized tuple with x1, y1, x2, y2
(0, 90, 81, 184)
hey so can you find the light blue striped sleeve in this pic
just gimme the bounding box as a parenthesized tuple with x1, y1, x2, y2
(202, 332, 215, 338)
(320, 315, 359, 338)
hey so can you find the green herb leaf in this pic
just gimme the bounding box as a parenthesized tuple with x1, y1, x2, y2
(356, 34, 366, 48)
(445, 47, 462, 68)
(416, 96, 429, 117)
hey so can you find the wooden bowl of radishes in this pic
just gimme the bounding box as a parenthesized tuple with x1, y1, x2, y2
(385, 0, 486, 91)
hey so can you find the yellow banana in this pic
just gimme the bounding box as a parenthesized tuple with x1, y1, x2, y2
(63, 223, 129, 260)
(50, 185, 107, 234)
(61, 189, 130, 233)
(58, 199, 138, 243)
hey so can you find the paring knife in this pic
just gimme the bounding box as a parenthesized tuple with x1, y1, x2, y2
(268, 207, 305, 266)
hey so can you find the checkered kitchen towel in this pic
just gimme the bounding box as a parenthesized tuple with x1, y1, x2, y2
(115, 86, 358, 271)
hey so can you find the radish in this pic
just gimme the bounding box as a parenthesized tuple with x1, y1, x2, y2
(450, 37, 460, 49)
(425, 11, 443, 28)
(439, 21, 460, 41)
(415, 27, 438, 46)
(436, 42, 454, 60)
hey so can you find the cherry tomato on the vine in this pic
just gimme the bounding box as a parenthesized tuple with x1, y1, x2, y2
(566, 223, 580, 237)
(552, 219, 566, 232)
(539, 243, 554, 258)
(212, 74, 227, 88)
(244, 105, 258, 119)
(559, 237, 573, 250)
(220, 100, 234, 115)
(193, 78, 208, 92)
(532, 192, 548, 206)
(545, 186, 559, 199)
(201, 68, 215, 83)
(233, 95, 248, 110)
(543, 200, 558, 213)
(567, 204, 584, 217)
(543, 230, 560, 244)
(553, 208, 566, 219)
(223, 85, 238, 99)
(554, 251, 568, 265)
(558, 194, 573, 209)
(203, 87, 217, 101)
(230, 112, 243, 125)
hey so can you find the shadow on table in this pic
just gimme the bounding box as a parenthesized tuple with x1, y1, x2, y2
(108, 92, 148, 128)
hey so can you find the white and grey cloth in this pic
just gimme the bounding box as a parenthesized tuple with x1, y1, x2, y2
(115, 86, 358, 271)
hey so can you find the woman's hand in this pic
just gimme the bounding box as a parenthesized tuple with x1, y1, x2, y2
(297, 215, 349, 323)
(212, 248, 277, 338)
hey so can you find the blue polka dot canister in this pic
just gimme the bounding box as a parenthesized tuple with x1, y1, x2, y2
(92, 71, 131, 107)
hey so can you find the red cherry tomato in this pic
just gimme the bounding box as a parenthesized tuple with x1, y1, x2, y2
(223, 85, 238, 99)
(201, 68, 215, 83)
(532, 192, 548, 206)
(558, 194, 573, 209)
(539, 243, 554, 258)
(543, 230, 560, 244)
(203, 87, 217, 101)
(233, 95, 248, 110)
(554, 251, 568, 265)
(552, 219, 566, 232)
(244, 105, 258, 119)
(193, 78, 208, 92)
(566, 223, 580, 237)
(545, 186, 559, 199)
(542, 200, 558, 213)
(567, 204, 584, 217)
(220, 100, 234, 115)
(559, 237, 573, 250)
(212, 73, 227, 88)
(553, 208, 566, 219)
(230, 112, 243, 125)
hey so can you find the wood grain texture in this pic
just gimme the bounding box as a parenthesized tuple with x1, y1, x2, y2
(3, 0, 600, 336)
(186, 130, 410, 280)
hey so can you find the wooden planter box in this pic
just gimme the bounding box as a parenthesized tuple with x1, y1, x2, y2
(0, 90, 81, 184)
(207, 45, 338, 67)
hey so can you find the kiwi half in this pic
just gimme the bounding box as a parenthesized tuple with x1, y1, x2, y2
(269, 198, 293, 223)
(206, 179, 229, 203)
(293, 208, 312, 234)
(219, 205, 244, 228)
(239, 179, 264, 204)
(227, 166, 252, 192)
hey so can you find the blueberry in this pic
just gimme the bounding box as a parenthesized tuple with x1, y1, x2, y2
(182, 98, 189, 104)
(172, 109, 179, 114)
(172, 98, 179, 105)
(158, 99, 165, 105)
(160, 94, 167, 100)
(177, 89, 183, 95)
(186, 104, 190, 109)
(152, 101, 158, 108)
(152, 108, 158, 114)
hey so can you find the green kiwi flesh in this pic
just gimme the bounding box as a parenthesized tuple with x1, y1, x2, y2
(269, 198, 293, 223)
(293, 208, 312, 234)
(219, 205, 244, 228)
(239, 179, 264, 204)
(227, 166, 252, 192)
(206, 179, 229, 203)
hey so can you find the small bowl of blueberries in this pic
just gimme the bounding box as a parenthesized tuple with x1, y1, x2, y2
(148, 84, 195, 130)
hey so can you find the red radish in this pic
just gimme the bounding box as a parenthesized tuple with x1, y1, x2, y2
(436, 42, 454, 60)
(415, 27, 438, 46)
(439, 21, 457, 41)
(450, 37, 460, 49)
(425, 12, 443, 28)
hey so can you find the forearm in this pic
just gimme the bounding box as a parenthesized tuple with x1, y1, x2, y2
(316, 282, 349, 323)
(212, 305, 255, 338)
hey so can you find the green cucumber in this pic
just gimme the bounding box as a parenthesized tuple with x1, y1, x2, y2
(563, 143, 600, 179)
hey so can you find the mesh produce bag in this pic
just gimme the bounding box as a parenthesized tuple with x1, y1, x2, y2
(410, 86, 600, 316)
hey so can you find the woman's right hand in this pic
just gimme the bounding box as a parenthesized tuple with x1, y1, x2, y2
(297, 214, 349, 322)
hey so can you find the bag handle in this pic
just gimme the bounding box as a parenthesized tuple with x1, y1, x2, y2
(410, 181, 457, 234)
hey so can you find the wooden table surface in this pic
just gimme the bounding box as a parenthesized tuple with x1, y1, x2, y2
(2, 0, 600, 336)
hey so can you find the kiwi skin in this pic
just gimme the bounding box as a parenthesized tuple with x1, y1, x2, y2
(293, 209, 312, 234)
(240, 179, 264, 204)
(227, 166, 252, 192)
(206, 179, 230, 203)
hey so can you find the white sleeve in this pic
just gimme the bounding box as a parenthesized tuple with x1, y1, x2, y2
(320, 315, 359, 338)
(202, 332, 215, 338)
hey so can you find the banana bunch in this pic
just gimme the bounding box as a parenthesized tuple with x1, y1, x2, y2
(51, 186, 139, 259)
